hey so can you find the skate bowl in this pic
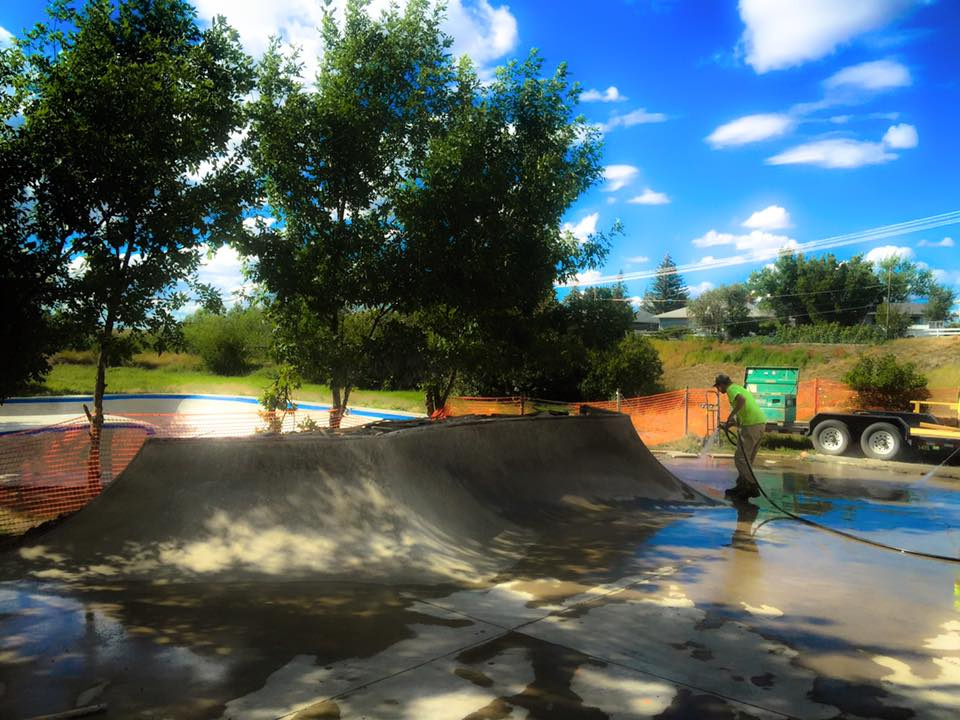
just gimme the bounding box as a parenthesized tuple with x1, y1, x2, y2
(2, 413, 710, 586)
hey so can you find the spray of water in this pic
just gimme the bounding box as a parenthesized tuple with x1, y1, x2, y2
(698, 431, 718, 459)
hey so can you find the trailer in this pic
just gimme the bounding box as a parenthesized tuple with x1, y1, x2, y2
(744, 368, 960, 462)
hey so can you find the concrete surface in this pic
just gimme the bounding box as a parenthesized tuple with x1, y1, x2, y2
(2, 415, 960, 719)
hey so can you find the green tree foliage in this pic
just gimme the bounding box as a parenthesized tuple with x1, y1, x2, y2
(562, 284, 634, 351)
(924, 284, 956, 324)
(687, 284, 753, 339)
(16, 0, 252, 464)
(873, 303, 913, 339)
(749, 253, 882, 325)
(0, 40, 68, 400)
(640, 254, 688, 314)
(770, 322, 886, 344)
(580, 334, 664, 400)
(842, 353, 928, 409)
(396, 51, 607, 412)
(183, 305, 270, 375)
(876, 256, 933, 303)
(242, 0, 451, 424)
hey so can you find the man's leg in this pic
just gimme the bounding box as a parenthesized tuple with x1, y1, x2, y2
(734, 425, 764, 493)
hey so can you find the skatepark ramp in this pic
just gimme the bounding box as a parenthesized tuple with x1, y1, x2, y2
(2, 414, 709, 585)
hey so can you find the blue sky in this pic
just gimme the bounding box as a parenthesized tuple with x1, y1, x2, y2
(3, 1, 959, 306)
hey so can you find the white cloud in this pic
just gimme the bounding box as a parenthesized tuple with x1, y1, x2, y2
(692, 229, 799, 260)
(598, 108, 668, 133)
(689, 281, 715, 297)
(192, 0, 518, 80)
(738, 0, 915, 73)
(561, 269, 604, 288)
(626, 255, 650, 264)
(627, 188, 670, 205)
(706, 113, 793, 148)
(882, 122, 918, 149)
(562, 212, 599, 243)
(918, 237, 954, 248)
(602, 164, 639, 192)
(197, 244, 250, 302)
(830, 115, 852, 124)
(0, 25, 13, 48)
(824, 59, 911, 92)
(742, 205, 792, 230)
(767, 138, 896, 168)
(864, 245, 913, 264)
(581, 86, 627, 103)
(628, 295, 644, 308)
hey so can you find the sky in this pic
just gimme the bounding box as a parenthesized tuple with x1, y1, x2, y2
(3, 0, 959, 309)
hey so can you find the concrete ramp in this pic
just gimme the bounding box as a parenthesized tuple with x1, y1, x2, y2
(3, 414, 708, 585)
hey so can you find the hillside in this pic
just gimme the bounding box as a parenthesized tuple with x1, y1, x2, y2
(652, 336, 960, 393)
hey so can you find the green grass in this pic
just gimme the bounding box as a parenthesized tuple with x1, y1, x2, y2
(32, 360, 426, 414)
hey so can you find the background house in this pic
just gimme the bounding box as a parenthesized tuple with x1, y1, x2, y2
(632, 308, 660, 333)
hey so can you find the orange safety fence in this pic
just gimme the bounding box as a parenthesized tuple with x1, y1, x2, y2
(0, 408, 373, 537)
(445, 381, 960, 447)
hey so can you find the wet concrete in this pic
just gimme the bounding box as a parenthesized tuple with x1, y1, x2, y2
(3, 457, 960, 718)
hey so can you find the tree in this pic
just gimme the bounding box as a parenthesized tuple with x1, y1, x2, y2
(688, 284, 752, 338)
(640, 254, 688, 314)
(19, 0, 253, 476)
(749, 252, 882, 325)
(0, 40, 68, 401)
(395, 50, 607, 413)
(562, 283, 634, 351)
(843, 353, 928, 409)
(876, 256, 933, 304)
(925, 284, 957, 324)
(242, 0, 451, 425)
(580, 334, 664, 399)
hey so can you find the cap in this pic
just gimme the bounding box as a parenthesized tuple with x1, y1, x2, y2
(712, 373, 732, 388)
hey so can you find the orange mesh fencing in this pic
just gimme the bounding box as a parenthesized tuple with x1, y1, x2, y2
(445, 381, 960, 447)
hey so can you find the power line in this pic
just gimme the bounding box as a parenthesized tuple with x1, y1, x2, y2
(562, 210, 960, 288)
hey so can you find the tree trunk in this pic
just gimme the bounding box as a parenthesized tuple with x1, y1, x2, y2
(87, 317, 114, 494)
(425, 370, 457, 418)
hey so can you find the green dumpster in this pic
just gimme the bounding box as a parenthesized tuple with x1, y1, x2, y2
(744, 367, 799, 425)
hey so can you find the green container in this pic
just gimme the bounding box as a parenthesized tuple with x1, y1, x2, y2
(744, 367, 799, 424)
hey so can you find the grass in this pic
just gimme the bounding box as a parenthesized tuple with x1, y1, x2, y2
(651, 336, 960, 392)
(653, 430, 812, 458)
(32, 353, 426, 414)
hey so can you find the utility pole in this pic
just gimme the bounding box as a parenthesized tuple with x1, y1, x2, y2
(885, 262, 893, 339)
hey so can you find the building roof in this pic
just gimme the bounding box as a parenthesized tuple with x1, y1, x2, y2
(656, 306, 690, 319)
(866, 302, 927, 316)
(633, 308, 659, 324)
(655, 304, 775, 321)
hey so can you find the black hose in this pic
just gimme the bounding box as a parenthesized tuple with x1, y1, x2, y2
(720, 425, 960, 564)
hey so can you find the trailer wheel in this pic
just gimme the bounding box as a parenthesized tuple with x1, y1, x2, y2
(812, 420, 851, 456)
(860, 422, 903, 461)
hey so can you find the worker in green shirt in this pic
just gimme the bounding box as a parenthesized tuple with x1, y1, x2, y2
(713, 373, 766, 500)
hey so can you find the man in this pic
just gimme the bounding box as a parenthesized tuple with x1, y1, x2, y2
(713, 373, 766, 500)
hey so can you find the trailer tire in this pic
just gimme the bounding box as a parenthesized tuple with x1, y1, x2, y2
(812, 420, 852, 456)
(860, 422, 903, 461)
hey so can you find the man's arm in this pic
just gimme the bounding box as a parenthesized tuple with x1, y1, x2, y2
(723, 394, 745, 428)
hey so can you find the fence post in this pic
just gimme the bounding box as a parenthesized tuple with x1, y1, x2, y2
(683, 386, 689, 436)
(616, 389, 622, 413)
(520, 396, 525, 416)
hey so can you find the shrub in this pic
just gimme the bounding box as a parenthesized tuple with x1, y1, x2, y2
(842, 353, 929, 409)
(771, 322, 887, 345)
(183, 306, 269, 375)
(580, 334, 664, 399)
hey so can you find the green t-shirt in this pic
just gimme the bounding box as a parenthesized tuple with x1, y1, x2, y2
(727, 384, 767, 427)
